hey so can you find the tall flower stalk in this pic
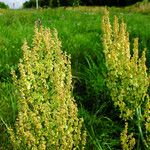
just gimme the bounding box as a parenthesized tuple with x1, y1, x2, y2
(102, 9, 150, 149)
(9, 26, 86, 150)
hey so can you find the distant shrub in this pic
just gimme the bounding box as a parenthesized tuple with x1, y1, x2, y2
(8, 26, 86, 149)
(23, 0, 60, 8)
(102, 9, 150, 149)
(23, 1, 36, 8)
(60, 0, 80, 6)
(23, 0, 143, 7)
(0, 2, 9, 9)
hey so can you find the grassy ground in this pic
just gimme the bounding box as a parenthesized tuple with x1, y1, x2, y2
(0, 3, 150, 149)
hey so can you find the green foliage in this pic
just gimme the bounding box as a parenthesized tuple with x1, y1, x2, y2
(9, 26, 86, 149)
(0, 82, 17, 149)
(0, 2, 9, 9)
(102, 9, 150, 149)
(25, 0, 80, 7)
(63, 0, 81, 6)
(79, 107, 121, 149)
(81, 0, 142, 6)
(23, 0, 60, 8)
(74, 54, 106, 112)
(0, 7, 150, 149)
(23, 0, 143, 8)
(23, 0, 36, 8)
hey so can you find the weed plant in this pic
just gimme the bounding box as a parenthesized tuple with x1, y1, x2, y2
(9, 26, 86, 149)
(102, 9, 150, 149)
(0, 7, 150, 149)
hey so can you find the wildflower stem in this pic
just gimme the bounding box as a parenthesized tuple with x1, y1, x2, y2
(136, 107, 148, 149)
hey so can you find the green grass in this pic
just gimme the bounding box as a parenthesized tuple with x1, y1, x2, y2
(0, 5, 150, 149)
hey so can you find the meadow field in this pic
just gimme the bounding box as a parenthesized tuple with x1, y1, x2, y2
(0, 4, 150, 149)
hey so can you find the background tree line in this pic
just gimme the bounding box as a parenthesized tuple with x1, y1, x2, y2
(23, 0, 148, 8)
(0, 2, 9, 9)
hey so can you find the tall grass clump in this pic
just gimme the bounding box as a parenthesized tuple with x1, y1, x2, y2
(8, 26, 86, 150)
(102, 9, 150, 149)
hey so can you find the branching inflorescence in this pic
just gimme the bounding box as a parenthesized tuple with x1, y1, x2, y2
(9, 26, 86, 150)
(102, 9, 150, 149)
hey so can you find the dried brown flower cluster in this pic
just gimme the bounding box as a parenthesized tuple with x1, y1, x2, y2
(9, 26, 86, 150)
(102, 9, 150, 149)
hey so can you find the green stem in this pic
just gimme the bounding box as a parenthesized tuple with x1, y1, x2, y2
(136, 107, 148, 149)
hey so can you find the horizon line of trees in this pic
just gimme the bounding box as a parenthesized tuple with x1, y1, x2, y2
(0, 2, 9, 9)
(23, 0, 146, 8)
